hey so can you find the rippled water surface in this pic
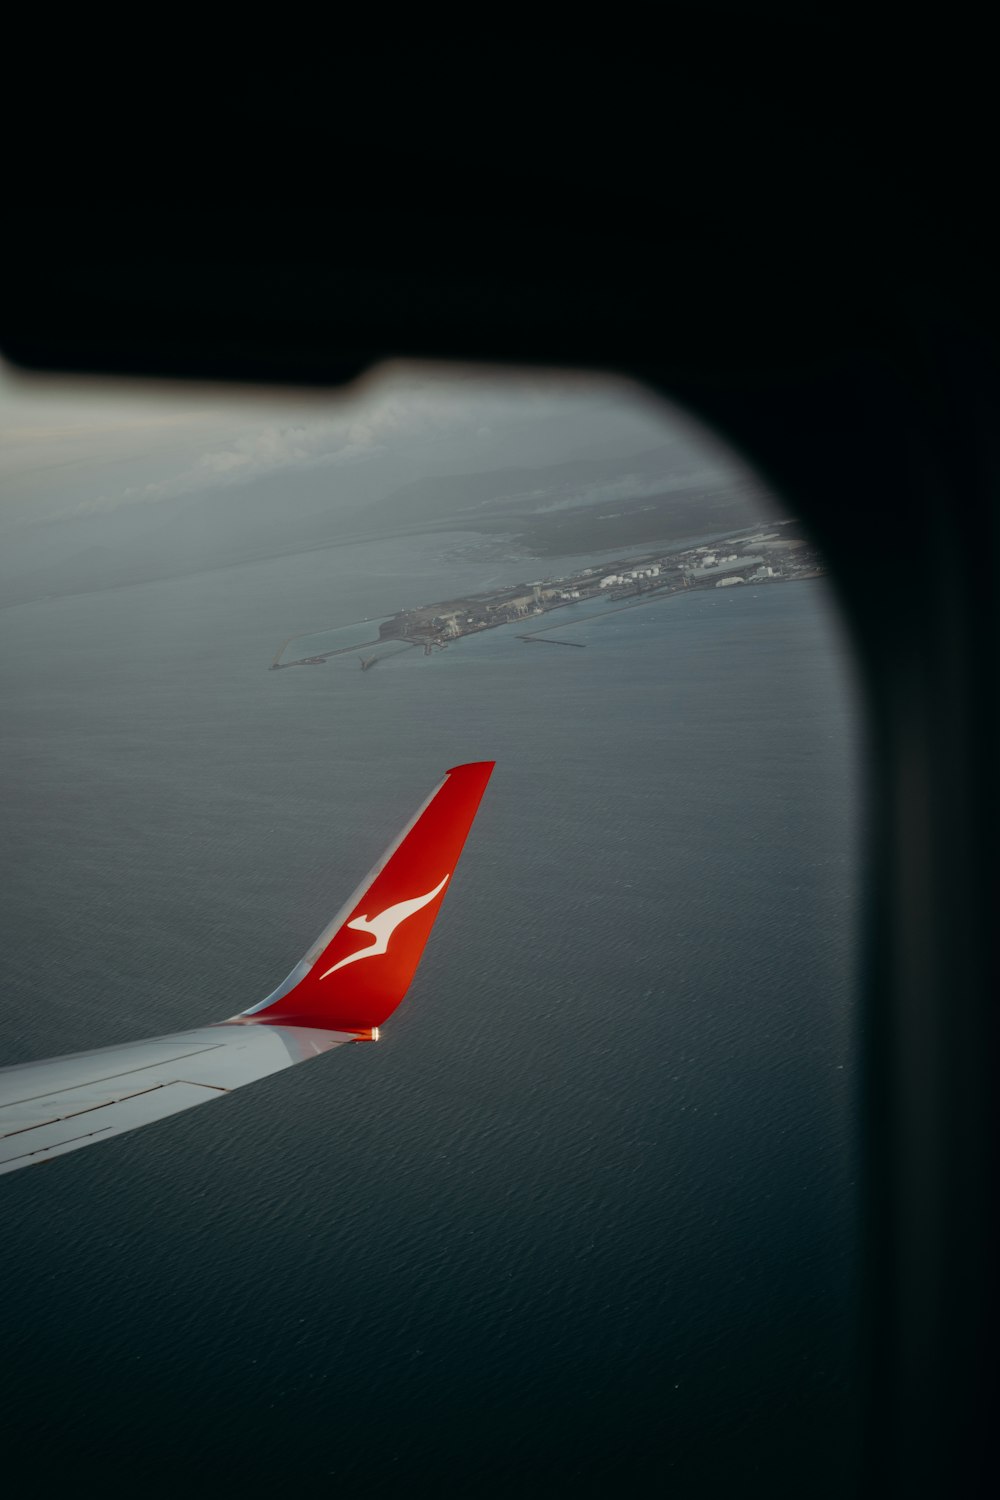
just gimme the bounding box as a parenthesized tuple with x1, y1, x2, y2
(0, 534, 860, 1492)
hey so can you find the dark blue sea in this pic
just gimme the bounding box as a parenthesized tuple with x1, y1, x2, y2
(0, 534, 860, 1494)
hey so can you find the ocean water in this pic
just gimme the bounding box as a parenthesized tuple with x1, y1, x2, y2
(0, 534, 860, 1493)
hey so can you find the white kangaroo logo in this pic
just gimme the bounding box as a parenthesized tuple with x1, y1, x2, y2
(318, 875, 450, 980)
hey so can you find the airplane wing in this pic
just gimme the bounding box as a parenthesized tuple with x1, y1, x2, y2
(0, 761, 494, 1176)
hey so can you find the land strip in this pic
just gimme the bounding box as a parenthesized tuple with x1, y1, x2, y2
(271, 521, 823, 669)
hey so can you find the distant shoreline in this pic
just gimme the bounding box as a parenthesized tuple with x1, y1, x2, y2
(271, 523, 824, 669)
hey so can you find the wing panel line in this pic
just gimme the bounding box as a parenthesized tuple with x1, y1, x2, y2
(1, 1126, 115, 1166)
(1, 1082, 169, 1139)
(0, 1044, 227, 1110)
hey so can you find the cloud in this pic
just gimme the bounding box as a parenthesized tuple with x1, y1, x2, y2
(2, 361, 699, 531)
(68, 374, 623, 518)
(68, 417, 375, 517)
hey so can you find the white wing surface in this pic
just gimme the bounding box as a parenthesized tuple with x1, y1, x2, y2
(0, 1023, 354, 1175)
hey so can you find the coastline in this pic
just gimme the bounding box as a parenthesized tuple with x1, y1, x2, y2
(271, 522, 824, 669)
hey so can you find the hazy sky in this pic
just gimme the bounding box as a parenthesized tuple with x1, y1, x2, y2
(0, 362, 736, 533)
(0, 361, 758, 607)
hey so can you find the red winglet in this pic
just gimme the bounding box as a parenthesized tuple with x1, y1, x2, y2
(244, 762, 494, 1031)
